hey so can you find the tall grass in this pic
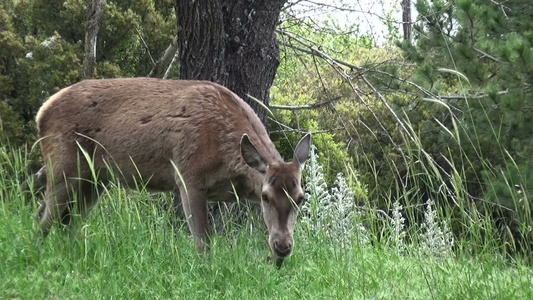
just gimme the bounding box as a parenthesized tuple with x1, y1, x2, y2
(391, 105, 533, 259)
(1, 141, 532, 298)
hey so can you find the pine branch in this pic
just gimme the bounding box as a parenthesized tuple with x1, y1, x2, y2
(473, 47, 502, 63)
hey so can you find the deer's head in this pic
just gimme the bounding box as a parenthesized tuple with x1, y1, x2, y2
(241, 134, 311, 265)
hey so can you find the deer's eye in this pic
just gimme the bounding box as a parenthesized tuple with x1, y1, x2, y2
(261, 193, 269, 202)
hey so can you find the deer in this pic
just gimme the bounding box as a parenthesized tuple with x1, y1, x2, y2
(34, 77, 311, 266)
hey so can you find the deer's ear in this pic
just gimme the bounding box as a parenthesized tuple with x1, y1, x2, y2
(293, 133, 311, 167)
(241, 134, 268, 173)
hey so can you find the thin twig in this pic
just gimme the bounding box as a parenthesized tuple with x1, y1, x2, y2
(267, 117, 308, 134)
(270, 96, 342, 110)
(148, 35, 178, 77)
(278, 35, 363, 71)
(163, 49, 179, 80)
(437, 90, 508, 100)
(473, 47, 502, 63)
(285, 0, 408, 25)
(489, 0, 510, 18)
(135, 27, 156, 67)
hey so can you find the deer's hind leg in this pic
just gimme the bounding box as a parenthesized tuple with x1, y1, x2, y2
(38, 167, 79, 237)
(76, 179, 106, 220)
(39, 170, 105, 237)
(38, 148, 102, 236)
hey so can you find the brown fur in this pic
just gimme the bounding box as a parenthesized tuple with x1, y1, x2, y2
(35, 78, 311, 263)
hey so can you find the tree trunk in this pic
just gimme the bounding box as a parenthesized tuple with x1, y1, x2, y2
(82, 0, 106, 79)
(175, 0, 286, 124)
(173, 0, 287, 227)
(401, 0, 412, 42)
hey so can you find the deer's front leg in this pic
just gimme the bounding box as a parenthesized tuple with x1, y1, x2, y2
(180, 186, 210, 252)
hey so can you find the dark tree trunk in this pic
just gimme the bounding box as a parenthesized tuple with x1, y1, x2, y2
(401, 0, 412, 42)
(173, 0, 287, 228)
(82, 0, 106, 79)
(175, 0, 286, 124)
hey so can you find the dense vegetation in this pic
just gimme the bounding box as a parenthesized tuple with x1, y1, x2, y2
(0, 0, 176, 145)
(1, 141, 532, 299)
(1, 0, 533, 297)
(273, 0, 533, 256)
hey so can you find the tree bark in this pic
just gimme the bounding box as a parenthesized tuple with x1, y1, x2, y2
(401, 0, 412, 42)
(173, 0, 287, 225)
(82, 0, 106, 79)
(175, 0, 287, 124)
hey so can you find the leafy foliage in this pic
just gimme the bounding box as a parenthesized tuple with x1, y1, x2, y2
(0, 0, 175, 146)
(301, 145, 368, 248)
(396, 0, 533, 253)
(274, 1, 533, 258)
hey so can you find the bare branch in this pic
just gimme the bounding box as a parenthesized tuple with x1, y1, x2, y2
(278, 30, 363, 71)
(136, 27, 156, 67)
(148, 35, 178, 77)
(270, 96, 341, 110)
(437, 90, 508, 100)
(163, 48, 179, 80)
(361, 74, 414, 144)
(282, 0, 306, 11)
(281, 27, 509, 105)
(281, 35, 509, 105)
(489, 0, 510, 18)
(473, 47, 502, 63)
(279, 29, 439, 99)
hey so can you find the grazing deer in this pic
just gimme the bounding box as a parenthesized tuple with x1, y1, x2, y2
(35, 78, 310, 266)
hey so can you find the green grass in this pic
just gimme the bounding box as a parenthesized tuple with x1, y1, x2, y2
(1, 185, 532, 299)
(1, 144, 532, 299)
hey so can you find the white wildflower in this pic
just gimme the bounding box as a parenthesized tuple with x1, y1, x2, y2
(301, 145, 368, 248)
(388, 200, 406, 254)
(419, 199, 454, 257)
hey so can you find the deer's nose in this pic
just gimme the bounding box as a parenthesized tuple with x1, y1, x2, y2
(273, 240, 293, 257)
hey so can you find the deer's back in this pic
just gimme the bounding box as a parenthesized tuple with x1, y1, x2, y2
(36, 78, 278, 192)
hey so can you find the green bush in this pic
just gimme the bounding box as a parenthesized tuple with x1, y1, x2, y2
(0, 0, 175, 147)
